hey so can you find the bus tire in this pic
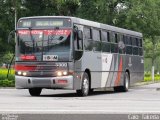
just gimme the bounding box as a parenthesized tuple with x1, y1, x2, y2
(114, 72, 130, 92)
(76, 72, 89, 96)
(29, 88, 42, 96)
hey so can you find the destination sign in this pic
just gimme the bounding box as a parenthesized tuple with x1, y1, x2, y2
(35, 21, 63, 27)
(18, 18, 71, 28)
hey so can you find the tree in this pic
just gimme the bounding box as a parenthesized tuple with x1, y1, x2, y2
(121, 0, 160, 81)
(77, 0, 125, 25)
(0, 0, 16, 53)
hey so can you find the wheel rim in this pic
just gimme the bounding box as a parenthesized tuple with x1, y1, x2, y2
(83, 78, 89, 94)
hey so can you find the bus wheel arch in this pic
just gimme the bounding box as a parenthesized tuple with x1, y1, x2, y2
(125, 69, 130, 82)
(85, 69, 94, 93)
(76, 69, 92, 96)
(114, 69, 130, 92)
(77, 71, 90, 96)
(85, 69, 91, 89)
(124, 71, 130, 91)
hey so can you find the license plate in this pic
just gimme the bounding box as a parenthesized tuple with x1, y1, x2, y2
(43, 55, 58, 61)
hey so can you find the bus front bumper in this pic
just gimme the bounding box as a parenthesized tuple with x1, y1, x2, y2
(15, 75, 73, 89)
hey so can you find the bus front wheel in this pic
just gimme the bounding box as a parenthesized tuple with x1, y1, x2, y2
(76, 72, 89, 96)
(29, 88, 42, 96)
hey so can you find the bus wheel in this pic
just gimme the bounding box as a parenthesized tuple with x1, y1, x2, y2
(76, 72, 89, 96)
(29, 88, 42, 96)
(114, 72, 130, 92)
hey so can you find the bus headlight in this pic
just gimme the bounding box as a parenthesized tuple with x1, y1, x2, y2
(57, 71, 62, 76)
(57, 71, 68, 76)
(17, 71, 22, 75)
(63, 71, 68, 76)
(22, 72, 27, 76)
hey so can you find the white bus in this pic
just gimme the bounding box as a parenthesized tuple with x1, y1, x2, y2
(14, 16, 144, 96)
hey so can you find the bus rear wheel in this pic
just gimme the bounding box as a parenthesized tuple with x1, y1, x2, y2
(76, 72, 89, 96)
(114, 72, 130, 92)
(29, 88, 42, 96)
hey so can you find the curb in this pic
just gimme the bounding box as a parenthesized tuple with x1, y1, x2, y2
(0, 87, 15, 89)
(132, 81, 160, 87)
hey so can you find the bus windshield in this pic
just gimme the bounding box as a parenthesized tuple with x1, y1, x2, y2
(17, 29, 71, 61)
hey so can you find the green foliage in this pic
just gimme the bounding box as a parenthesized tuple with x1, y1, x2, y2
(0, 52, 14, 65)
(0, 79, 15, 87)
(0, 69, 15, 80)
(0, 69, 15, 87)
(144, 73, 160, 82)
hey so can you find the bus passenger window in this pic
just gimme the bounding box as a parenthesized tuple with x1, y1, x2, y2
(132, 37, 136, 46)
(136, 38, 139, 46)
(139, 39, 143, 47)
(84, 27, 93, 51)
(122, 35, 126, 44)
(115, 33, 118, 43)
(84, 27, 92, 39)
(129, 37, 132, 45)
(101, 31, 107, 41)
(92, 29, 100, 41)
(110, 32, 114, 43)
(92, 29, 101, 52)
(126, 46, 132, 55)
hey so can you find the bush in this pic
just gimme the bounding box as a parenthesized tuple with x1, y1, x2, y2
(0, 68, 15, 87)
(144, 73, 150, 77)
(144, 74, 160, 82)
(0, 79, 15, 87)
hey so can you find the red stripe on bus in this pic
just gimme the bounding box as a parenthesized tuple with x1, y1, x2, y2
(115, 57, 123, 86)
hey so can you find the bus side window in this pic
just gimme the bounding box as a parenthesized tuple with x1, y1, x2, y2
(107, 32, 110, 42)
(111, 32, 118, 53)
(92, 28, 101, 51)
(118, 34, 124, 54)
(74, 25, 82, 50)
(129, 37, 132, 45)
(139, 38, 143, 56)
(122, 35, 126, 54)
(122, 35, 126, 44)
(84, 27, 92, 39)
(77, 30, 83, 50)
(101, 30, 107, 41)
(133, 37, 139, 55)
(84, 27, 93, 51)
(73, 30, 78, 50)
(126, 36, 132, 55)
(115, 33, 118, 43)
(101, 30, 110, 52)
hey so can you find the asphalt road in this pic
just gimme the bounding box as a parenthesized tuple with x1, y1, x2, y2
(0, 83, 160, 114)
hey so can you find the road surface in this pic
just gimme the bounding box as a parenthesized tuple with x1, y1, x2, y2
(0, 83, 160, 114)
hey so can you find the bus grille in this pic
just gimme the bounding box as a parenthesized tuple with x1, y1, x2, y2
(32, 79, 51, 87)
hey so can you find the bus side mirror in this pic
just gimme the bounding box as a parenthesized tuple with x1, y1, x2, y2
(77, 30, 83, 40)
(8, 30, 16, 43)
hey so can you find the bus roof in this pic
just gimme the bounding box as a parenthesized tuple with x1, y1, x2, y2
(19, 16, 143, 37)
